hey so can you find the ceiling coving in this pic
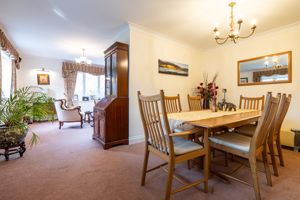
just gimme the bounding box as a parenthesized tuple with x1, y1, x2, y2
(213, 2, 257, 45)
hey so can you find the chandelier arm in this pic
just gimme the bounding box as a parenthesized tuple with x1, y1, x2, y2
(215, 37, 229, 45)
(238, 28, 256, 39)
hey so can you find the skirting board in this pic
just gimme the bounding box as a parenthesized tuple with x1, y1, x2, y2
(129, 134, 145, 144)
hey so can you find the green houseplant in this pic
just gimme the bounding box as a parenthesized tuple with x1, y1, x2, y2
(0, 87, 54, 160)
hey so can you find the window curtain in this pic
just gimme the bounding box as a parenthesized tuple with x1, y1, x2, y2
(253, 67, 288, 82)
(0, 29, 21, 69)
(62, 61, 104, 106)
(10, 61, 17, 94)
(0, 29, 21, 94)
(0, 54, 2, 94)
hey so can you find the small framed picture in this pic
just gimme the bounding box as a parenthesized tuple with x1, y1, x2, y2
(37, 74, 50, 85)
(240, 77, 248, 83)
(82, 96, 89, 101)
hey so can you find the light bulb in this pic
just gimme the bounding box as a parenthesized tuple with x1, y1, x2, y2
(215, 31, 220, 37)
(251, 19, 256, 26)
(234, 30, 239, 36)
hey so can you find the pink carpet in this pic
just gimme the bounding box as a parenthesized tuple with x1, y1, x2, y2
(0, 122, 300, 200)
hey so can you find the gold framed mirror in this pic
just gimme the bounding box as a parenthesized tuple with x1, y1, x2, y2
(237, 51, 292, 86)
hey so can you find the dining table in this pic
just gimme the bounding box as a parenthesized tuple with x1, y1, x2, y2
(167, 109, 262, 179)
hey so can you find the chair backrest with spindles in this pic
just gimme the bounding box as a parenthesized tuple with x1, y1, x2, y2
(250, 93, 279, 152)
(269, 93, 292, 143)
(239, 95, 265, 111)
(137, 90, 173, 155)
(187, 95, 202, 111)
(164, 94, 182, 113)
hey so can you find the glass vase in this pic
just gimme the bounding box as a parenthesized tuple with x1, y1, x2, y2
(211, 98, 217, 112)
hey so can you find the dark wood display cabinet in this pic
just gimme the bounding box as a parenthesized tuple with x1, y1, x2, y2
(93, 42, 129, 149)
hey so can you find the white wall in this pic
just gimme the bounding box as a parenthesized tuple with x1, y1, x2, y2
(128, 24, 202, 143)
(201, 23, 300, 132)
(17, 54, 65, 99)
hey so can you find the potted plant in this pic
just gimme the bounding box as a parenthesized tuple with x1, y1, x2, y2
(0, 87, 54, 161)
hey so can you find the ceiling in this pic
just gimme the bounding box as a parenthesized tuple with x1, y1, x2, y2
(1, 0, 300, 64)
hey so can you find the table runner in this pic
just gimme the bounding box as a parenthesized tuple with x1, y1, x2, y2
(167, 109, 256, 131)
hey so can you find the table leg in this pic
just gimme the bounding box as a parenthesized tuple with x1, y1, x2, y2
(203, 128, 210, 192)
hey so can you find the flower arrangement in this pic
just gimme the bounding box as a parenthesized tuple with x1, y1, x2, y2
(197, 73, 219, 100)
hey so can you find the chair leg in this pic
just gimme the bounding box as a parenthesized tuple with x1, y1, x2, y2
(141, 147, 149, 186)
(262, 147, 272, 186)
(59, 122, 62, 129)
(249, 157, 261, 200)
(80, 121, 83, 128)
(165, 159, 174, 200)
(276, 137, 285, 167)
(224, 152, 228, 167)
(268, 142, 279, 177)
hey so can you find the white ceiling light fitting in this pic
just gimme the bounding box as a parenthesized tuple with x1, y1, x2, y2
(213, 2, 257, 45)
(75, 48, 92, 65)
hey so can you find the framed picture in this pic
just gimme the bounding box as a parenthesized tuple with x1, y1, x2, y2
(240, 77, 249, 83)
(82, 96, 89, 101)
(37, 74, 50, 85)
(158, 59, 188, 76)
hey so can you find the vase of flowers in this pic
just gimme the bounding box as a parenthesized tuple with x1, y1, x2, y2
(197, 73, 219, 110)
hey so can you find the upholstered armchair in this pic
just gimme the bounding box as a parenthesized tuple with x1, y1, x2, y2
(54, 99, 83, 129)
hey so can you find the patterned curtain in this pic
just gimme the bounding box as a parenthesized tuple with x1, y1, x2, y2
(0, 29, 21, 69)
(62, 61, 104, 106)
(10, 61, 17, 94)
(0, 54, 2, 94)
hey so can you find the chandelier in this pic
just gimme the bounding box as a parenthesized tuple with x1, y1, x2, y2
(213, 2, 257, 45)
(75, 48, 92, 64)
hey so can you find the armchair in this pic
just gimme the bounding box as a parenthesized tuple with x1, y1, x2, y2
(54, 99, 83, 129)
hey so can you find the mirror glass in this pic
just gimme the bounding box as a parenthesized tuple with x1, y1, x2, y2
(238, 51, 292, 86)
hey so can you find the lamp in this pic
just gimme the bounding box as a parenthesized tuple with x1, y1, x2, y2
(75, 48, 92, 65)
(213, 2, 257, 44)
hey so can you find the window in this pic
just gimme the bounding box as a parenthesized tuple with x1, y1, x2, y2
(261, 74, 288, 82)
(1, 50, 12, 98)
(74, 72, 105, 101)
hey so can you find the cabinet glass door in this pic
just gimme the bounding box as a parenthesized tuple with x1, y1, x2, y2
(111, 53, 117, 96)
(105, 56, 112, 96)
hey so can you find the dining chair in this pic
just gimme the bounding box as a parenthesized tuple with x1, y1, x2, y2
(239, 95, 265, 110)
(137, 90, 209, 200)
(164, 94, 182, 113)
(209, 92, 279, 200)
(187, 94, 203, 111)
(236, 93, 292, 176)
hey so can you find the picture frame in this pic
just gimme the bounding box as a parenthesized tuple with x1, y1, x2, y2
(240, 77, 249, 83)
(37, 74, 50, 85)
(82, 96, 89, 101)
(158, 59, 189, 76)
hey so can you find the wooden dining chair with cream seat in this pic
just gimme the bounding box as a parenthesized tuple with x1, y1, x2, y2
(239, 95, 265, 110)
(138, 90, 209, 200)
(187, 95, 203, 111)
(164, 94, 182, 113)
(209, 92, 280, 200)
(236, 93, 292, 176)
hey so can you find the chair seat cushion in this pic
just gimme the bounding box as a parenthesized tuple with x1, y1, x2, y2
(174, 123, 196, 133)
(173, 137, 203, 155)
(235, 124, 256, 137)
(209, 133, 251, 153)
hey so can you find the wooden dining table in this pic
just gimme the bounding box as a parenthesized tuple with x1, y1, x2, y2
(167, 109, 262, 179)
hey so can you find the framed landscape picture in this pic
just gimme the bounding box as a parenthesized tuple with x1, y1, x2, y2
(158, 59, 188, 76)
(37, 74, 50, 85)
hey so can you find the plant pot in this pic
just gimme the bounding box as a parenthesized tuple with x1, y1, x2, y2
(0, 125, 28, 160)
